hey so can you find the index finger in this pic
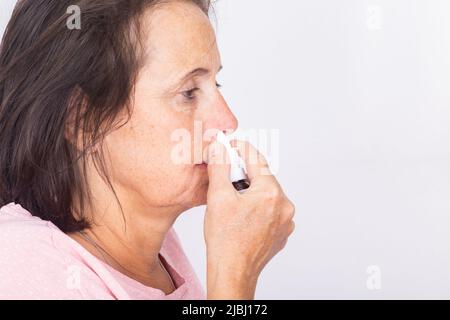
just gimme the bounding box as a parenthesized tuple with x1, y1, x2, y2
(230, 140, 274, 181)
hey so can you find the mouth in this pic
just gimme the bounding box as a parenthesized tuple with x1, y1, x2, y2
(196, 162, 208, 169)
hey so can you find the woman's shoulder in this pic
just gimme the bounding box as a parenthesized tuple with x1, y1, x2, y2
(0, 202, 114, 299)
(0, 202, 63, 258)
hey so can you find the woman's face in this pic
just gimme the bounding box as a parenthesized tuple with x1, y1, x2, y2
(102, 1, 238, 211)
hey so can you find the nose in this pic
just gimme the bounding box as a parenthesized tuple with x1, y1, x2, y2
(199, 93, 238, 165)
(206, 93, 238, 137)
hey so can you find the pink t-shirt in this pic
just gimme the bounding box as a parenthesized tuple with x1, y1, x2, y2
(0, 202, 206, 300)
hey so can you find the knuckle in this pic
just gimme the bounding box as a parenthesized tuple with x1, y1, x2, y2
(266, 184, 281, 200)
(284, 200, 296, 217)
(280, 238, 289, 250)
(288, 220, 296, 235)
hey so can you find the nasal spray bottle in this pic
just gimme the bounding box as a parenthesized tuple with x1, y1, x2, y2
(216, 131, 250, 192)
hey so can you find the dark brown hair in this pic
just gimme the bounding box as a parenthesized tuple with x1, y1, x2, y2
(0, 0, 211, 232)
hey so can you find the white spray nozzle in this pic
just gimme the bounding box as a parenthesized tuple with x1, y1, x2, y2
(216, 131, 248, 183)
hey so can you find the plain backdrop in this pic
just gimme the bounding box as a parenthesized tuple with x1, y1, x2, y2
(1, 0, 450, 299)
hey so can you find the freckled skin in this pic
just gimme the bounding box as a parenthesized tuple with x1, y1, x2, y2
(67, 1, 238, 294)
(68, 2, 295, 297)
(103, 1, 238, 210)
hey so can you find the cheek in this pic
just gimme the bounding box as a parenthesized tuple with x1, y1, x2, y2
(121, 156, 207, 207)
(102, 110, 207, 206)
(105, 132, 184, 200)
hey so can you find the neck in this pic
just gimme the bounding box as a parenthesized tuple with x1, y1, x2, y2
(84, 203, 179, 274)
(69, 168, 187, 283)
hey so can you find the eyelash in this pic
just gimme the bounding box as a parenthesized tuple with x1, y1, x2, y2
(182, 82, 222, 102)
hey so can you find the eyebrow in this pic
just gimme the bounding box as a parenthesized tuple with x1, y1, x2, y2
(177, 65, 223, 86)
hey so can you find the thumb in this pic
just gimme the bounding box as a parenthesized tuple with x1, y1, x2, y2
(206, 140, 234, 193)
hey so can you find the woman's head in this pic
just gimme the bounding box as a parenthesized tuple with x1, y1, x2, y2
(0, 0, 238, 232)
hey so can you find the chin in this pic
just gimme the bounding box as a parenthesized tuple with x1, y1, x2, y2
(193, 185, 208, 206)
(176, 166, 209, 209)
(185, 181, 208, 208)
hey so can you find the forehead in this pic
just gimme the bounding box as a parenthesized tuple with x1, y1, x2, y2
(139, 1, 219, 85)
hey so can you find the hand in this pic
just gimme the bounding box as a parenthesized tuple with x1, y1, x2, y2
(204, 139, 296, 299)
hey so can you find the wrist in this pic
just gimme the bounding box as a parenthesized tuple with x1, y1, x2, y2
(206, 256, 258, 300)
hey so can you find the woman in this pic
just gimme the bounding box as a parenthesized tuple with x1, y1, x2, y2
(0, 0, 295, 299)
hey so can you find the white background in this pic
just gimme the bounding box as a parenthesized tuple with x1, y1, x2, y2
(2, 0, 450, 299)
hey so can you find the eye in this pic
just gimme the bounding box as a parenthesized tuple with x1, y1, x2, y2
(181, 88, 200, 101)
(181, 82, 223, 103)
